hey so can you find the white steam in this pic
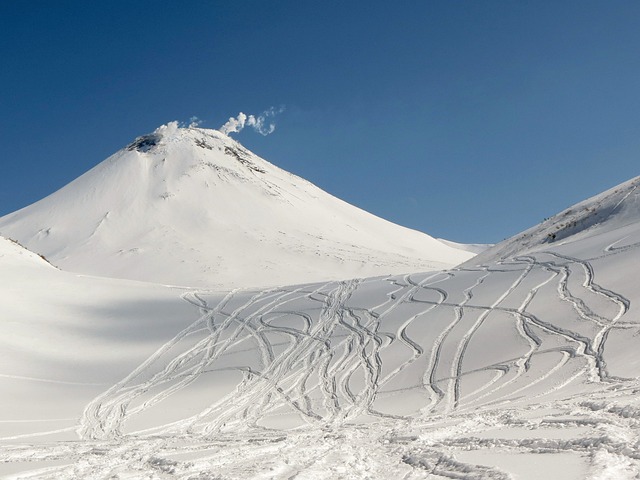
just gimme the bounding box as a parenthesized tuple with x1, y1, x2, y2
(219, 106, 284, 136)
(154, 121, 180, 137)
(188, 116, 203, 128)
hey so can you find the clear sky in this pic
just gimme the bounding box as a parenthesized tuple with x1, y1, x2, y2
(1, 1, 639, 244)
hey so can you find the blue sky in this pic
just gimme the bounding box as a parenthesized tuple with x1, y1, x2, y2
(1, 1, 639, 244)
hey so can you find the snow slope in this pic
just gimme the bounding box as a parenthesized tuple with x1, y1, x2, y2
(2, 175, 640, 478)
(0, 236, 199, 445)
(464, 175, 640, 266)
(0, 123, 473, 289)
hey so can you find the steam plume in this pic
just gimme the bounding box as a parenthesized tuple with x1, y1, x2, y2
(219, 106, 284, 136)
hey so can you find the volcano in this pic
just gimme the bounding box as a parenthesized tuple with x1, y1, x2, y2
(0, 123, 473, 288)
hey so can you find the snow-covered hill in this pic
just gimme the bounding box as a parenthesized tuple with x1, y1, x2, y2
(464, 175, 640, 267)
(2, 174, 640, 478)
(0, 123, 473, 289)
(0, 235, 199, 444)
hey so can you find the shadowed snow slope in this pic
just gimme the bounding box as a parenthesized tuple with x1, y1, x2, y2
(2, 175, 640, 478)
(0, 123, 472, 289)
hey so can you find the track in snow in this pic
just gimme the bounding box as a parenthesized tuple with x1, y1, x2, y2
(3, 235, 640, 478)
(74, 246, 634, 440)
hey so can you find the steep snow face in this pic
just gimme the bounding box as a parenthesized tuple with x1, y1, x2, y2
(464, 175, 640, 267)
(0, 123, 473, 288)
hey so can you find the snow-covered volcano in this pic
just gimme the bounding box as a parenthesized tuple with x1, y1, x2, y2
(0, 123, 473, 288)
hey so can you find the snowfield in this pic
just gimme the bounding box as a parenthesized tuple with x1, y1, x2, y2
(1, 126, 639, 479)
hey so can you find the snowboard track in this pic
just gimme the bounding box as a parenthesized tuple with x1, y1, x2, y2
(3, 232, 640, 478)
(79, 243, 632, 427)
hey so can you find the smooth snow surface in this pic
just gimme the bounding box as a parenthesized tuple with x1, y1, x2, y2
(437, 238, 492, 254)
(0, 123, 473, 289)
(2, 175, 640, 478)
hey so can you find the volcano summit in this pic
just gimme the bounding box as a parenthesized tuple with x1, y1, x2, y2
(0, 123, 473, 289)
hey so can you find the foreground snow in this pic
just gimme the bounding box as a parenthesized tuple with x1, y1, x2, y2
(2, 175, 640, 478)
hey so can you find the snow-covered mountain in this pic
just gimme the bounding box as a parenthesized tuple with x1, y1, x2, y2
(2, 174, 640, 478)
(0, 123, 473, 289)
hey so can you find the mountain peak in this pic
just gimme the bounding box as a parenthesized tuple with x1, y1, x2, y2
(125, 122, 210, 150)
(124, 122, 273, 180)
(0, 125, 474, 288)
(126, 122, 194, 151)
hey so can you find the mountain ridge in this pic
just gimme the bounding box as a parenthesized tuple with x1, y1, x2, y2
(464, 175, 640, 267)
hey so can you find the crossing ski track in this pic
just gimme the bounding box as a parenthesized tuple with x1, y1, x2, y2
(3, 228, 640, 478)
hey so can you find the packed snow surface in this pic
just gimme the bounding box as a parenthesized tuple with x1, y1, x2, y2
(0, 123, 473, 289)
(2, 174, 640, 478)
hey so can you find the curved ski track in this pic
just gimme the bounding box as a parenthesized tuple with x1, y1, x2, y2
(77, 242, 634, 435)
(3, 234, 640, 478)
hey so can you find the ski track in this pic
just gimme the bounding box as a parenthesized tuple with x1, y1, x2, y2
(3, 233, 640, 478)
